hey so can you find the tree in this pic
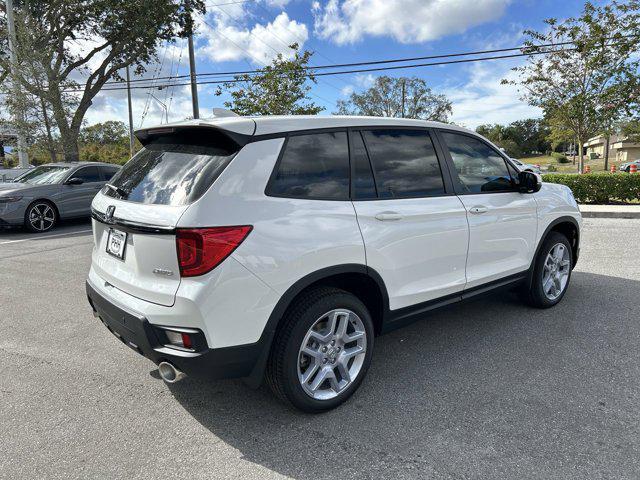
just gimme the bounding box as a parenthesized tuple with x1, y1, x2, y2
(505, 1, 640, 172)
(476, 118, 551, 157)
(217, 44, 324, 116)
(0, 0, 204, 161)
(335, 76, 452, 122)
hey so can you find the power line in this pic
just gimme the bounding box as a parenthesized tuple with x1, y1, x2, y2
(97, 34, 638, 88)
(74, 47, 573, 93)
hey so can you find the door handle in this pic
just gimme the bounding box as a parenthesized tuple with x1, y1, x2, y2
(375, 212, 403, 221)
(469, 206, 488, 214)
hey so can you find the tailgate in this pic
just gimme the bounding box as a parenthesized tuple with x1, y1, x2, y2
(91, 194, 187, 306)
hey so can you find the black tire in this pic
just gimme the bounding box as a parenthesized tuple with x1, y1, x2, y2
(524, 231, 573, 308)
(24, 200, 58, 233)
(266, 287, 374, 413)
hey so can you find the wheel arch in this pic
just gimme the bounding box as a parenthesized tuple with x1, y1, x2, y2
(244, 264, 390, 387)
(526, 215, 580, 289)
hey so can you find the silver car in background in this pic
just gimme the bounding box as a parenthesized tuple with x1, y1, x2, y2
(0, 162, 120, 232)
(511, 158, 542, 174)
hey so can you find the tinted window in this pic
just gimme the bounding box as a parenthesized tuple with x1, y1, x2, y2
(268, 132, 349, 200)
(442, 132, 513, 193)
(101, 166, 120, 181)
(362, 129, 445, 198)
(351, 131, 377, 200)
(74, 166, 101, 182)
(104, 130, 238, 206)
(14, 166, 71, 185)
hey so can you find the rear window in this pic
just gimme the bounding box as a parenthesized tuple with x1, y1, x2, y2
(104, 130, 239, 206)
(266, 132, 350, 200)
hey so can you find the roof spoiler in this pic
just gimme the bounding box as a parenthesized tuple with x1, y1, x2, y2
(134, 124, 253, 148)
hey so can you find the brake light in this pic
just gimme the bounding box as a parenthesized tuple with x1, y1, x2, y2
(176, 226, 252, 277)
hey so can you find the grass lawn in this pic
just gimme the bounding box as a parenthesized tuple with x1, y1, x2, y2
(519, 154, 622, 173)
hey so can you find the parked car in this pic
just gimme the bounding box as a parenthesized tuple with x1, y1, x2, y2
(86, 116, 582, 412)
(619, 159, 640, 172)
(0, 162, 120, 232)
(511, 158, 542, 174)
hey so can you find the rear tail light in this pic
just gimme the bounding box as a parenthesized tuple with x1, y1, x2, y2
(176, 226, 252, 277)
(164, 330, 193, 349)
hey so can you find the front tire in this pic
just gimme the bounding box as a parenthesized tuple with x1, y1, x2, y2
(266, 287, 374, 413)
(24, 201, 57, 233)
(524, 231, 573, 308)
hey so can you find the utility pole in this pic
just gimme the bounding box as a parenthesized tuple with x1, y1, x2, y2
(5, 0, 29, 168)
(126, 67, 135, 158)
(186, 3, 199, 119)
(401, 79, 406, 118)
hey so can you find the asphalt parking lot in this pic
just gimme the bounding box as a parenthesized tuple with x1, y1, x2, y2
(1, 218, 639, 479)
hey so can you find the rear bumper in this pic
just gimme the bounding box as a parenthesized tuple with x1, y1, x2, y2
(86, 280, 266, 380)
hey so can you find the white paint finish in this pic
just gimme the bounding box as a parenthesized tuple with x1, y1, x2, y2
(178, 139, 367, 295)
(91, 219, 181, 307)
(353, 196, 469, 310)
(533, 183, 582, 244)
(88, 256, 280, 348)
(458, 192, 538, 288)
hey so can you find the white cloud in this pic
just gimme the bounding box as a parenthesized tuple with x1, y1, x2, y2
(198, 11, 308, 65)
(446, 61, 541, 129)
(340, 85, 354, 96)
(313, 0, 511, 45)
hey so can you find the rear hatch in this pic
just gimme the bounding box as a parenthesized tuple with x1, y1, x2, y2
(91, 127, 243, 306)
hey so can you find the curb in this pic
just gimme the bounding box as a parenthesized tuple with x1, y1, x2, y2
(580, 211, 640, 219)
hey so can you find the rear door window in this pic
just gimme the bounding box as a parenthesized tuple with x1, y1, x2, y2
(267, 131, 349, 200)
(350, 130, 377, 200)
(362, 129, 445, 198)
(104, 130, 239, 206)
(74, 166, 101, 183)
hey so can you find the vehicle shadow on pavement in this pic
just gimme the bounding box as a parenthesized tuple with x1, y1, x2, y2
(165, 271, 640, 479)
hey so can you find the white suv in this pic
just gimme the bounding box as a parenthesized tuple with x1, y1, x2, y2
(86, 115, 582, 412)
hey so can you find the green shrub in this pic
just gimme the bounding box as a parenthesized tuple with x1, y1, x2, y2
(551, 151, 570, 163)
(547, 164, 557, 172)
(542, 173, 640, 204)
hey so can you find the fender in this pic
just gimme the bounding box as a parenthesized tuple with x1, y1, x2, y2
(244, 263, 390, 387)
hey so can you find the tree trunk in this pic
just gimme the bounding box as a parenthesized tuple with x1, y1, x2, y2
(578, 140, 584, 173)
(603, 135, 610, 172)
(0, 140, 5, 160)
(60, 130, 80, 162)
(39, 96, 57, 163)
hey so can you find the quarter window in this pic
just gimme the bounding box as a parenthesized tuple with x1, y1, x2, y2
(268, 132, 350, 200)
(362, 129, 445, 198)
(441, 132, 513, 193)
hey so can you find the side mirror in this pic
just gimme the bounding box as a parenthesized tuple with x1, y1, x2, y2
(66, 177, 84, 185)
(517, 171, 542, 193)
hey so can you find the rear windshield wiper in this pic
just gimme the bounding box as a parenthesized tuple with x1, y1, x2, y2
(104, 183, 128, 198)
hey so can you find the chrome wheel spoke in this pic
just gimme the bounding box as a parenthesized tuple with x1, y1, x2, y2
(542, 242, 570, 300)
(297, 308, 367, 400)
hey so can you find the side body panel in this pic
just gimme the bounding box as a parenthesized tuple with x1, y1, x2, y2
(353, 197, 469, 310)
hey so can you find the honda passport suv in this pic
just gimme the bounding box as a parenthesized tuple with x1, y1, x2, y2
(86, 115, 581, 412)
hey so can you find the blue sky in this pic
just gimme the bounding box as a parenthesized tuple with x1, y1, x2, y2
(85, 0, 596, 130)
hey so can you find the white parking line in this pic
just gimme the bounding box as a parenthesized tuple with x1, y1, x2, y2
(0, 229, 92, 245)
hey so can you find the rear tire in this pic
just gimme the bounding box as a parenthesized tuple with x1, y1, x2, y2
(266, 287, 374, 413)
(24, 201, 58, 233)
(524, 231, 573, 308)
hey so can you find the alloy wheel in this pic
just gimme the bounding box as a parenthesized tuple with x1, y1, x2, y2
(28, 203, 56, 232)
(542, 243, 571, 300)
(297, 309, 367, 400)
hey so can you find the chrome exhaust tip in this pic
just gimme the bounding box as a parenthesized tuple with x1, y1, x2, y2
(158, 361, 186, 383)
